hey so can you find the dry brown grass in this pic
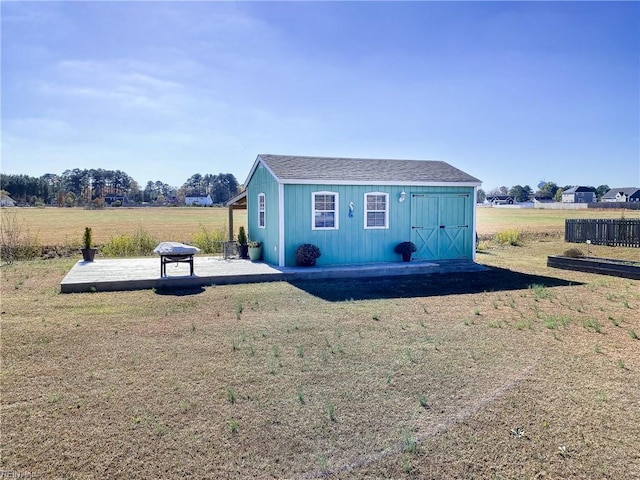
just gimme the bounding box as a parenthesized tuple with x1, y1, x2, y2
(476, 206, 639, 237)
(1, 209, 640, 478)
(1, 206, 246, 246)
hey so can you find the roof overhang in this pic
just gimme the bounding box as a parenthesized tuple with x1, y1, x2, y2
(243, 155, 279, 188)
(225, 190, 247, 209)
(276, 179, 481, 187)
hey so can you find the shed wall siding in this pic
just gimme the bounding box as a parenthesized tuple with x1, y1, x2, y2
(246, 163, 280, 265)
(283, 184, 474, 266)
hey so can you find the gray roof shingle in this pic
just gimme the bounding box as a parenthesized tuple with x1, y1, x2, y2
(602, 187, 640, 198)
(256, 154, 481, 184)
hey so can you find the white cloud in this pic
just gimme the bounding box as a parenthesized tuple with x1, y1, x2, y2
(40, 59, 188, 113)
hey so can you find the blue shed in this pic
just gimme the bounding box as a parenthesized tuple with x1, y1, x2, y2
(230, 154, 482, 267)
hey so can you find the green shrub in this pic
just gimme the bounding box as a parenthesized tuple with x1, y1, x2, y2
(237, 226, 247, 246)
(494, 229, 521, 246)
(295, 243, 321, 266)
(191, 224, 226, 254)
(83, 227, 93, 249)
(101, 229, 158, 257)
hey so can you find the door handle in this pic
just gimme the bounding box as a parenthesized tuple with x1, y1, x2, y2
(439, 225, 445, 229)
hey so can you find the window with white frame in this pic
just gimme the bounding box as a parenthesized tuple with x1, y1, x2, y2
(258, 193, 266, 228)
(364, 192, 389, 229)
(312, 192, 339, 230)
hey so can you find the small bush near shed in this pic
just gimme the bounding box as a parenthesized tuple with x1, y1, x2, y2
(295, 243, 321, 266)
(563, 247, 584, 258)
(495, 229, 521, 246)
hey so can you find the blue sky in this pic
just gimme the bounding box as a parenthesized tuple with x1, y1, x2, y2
(2, 1, 639, 192)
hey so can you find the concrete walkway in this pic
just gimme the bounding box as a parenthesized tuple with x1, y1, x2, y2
(60, 256, 488, 293)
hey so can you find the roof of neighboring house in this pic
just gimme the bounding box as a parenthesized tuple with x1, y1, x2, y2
(563, 186, 596, 194)
(602, 187, 640, 199)
(486, 195, 513, 200)
(250, 154, 481, 186)
(0, 194, 16, 204)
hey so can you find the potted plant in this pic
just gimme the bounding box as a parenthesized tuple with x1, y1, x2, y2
(394, 241, 417, 262)
(81, 226, 97, 262)
(237, 226, 249, 259)
(248, 240, 263, 262)
(295, 243, 321, 266)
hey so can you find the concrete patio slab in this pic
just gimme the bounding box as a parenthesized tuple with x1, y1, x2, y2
(60, 256, 488, 293)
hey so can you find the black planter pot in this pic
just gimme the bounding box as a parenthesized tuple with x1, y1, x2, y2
(81, 248, 97, 262)
(238, 245, 249, 259)
(402, 253, 412, 262)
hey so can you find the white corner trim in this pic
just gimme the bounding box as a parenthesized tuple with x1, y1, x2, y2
(278, 184, 285, 267)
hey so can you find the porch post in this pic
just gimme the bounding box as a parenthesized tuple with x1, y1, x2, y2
(228, 205, 234, 241)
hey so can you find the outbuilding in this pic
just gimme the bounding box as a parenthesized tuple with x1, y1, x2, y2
(0, 194, 17, 207)
(185, 194, 213, 207)
(229, 154, 481, 267)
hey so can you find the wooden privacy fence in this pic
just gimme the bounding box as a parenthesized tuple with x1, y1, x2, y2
(565, 219, 640, 248)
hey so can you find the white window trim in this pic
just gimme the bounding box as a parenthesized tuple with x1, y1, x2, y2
(364, 192, 389, 229)
(312, 191, 339, 230)
(258, 192, 266, 229)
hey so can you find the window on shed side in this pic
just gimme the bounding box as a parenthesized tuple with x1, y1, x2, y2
(364, 192, 389, 229)
(312, 192, 339, 230)
(258, 193, 266, 228)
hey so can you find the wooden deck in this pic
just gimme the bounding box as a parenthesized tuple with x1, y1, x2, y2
(60, 256, 488, 293)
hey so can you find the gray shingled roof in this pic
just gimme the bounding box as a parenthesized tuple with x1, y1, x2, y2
(602, 187, 640, 198)
(257, 154, 481, 184)
(563, 186, 595, 194)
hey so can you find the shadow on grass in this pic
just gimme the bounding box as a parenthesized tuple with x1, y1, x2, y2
(289, 266, 582, 302)
(154, 286, 206, 296)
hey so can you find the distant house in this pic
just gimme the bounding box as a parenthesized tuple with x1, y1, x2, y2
(601, 188, 640, 203)
(486, 195, 514, 205)
(561, 186, 596, 203)
(104, 195, 130, 206)
(0, 194, 17, 207)
(185, 195, 213, 206)
(227, 154, 481, 267)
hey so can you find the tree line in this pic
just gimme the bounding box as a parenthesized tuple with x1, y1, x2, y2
(477, 182, 611, 203)
(0, 169, 239, 207)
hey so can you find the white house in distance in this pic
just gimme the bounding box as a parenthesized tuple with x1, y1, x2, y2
(601, 187, 640, 203)
(0, 194, 17, 207)
(185, 194, 213, 206)
(561, 186, 596, 203)
(485, 195, 514, 205)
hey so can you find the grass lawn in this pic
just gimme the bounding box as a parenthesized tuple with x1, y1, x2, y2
(1, 208, 640, 478)
(476, 206, 639, 237)
(1, 206, 247, 247)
